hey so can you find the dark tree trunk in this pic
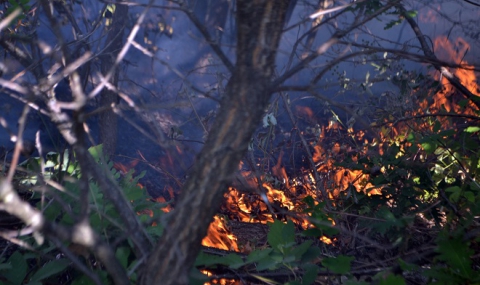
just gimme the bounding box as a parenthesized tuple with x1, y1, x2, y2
(99, 4, 128, 157)
(139, 1, 291, 284)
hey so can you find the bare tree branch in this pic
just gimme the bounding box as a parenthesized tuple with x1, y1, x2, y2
(179, 2, 235, 73)
(274, 0, 401, 87)
(397, 2, 480, 109)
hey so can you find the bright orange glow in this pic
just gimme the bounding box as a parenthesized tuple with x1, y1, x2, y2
(130, 35, 479, 285)
(155, 195, 173, 213)
(272, 150, 290, 189)
(425, 36, 479, 114)
(320, 236, 333, 245)
(202, 270, 240, 285)
(201, 216, 239, 252)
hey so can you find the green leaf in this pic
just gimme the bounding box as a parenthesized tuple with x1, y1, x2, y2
(469, 181, 480, 192)
(219, 254, 244, 269)
(321, 255, 354, 274)
(405, 10, 418, 17)
(377, 207, 396, 221)
(282, 220, 296, 245)
(421, 141, 437, 154)
(0, 262, 12, 270)
(124, 186, 145, 201)
(301, 264, 320, 285)
(302, 196, 315, 208)
(423, 268, 464, 284)
(463, 191, 475, 203)
(301, 228, 323, 238)
(397, 258, 418, 272)
(437, 237, 474, 278)
(407, 132, 416, 142)
(247, 248, 273, 263)
(115, 247, 130, 268)
(256, 255, 280, 271)
(267, 220, 295, 250)
(445, 186, 462, 202)
(465, 126, 480, 133)
(290, 241, 313, 260)
(88, 145, 104, 162)
(194, 252, 222, 267)
(71, 275, 97, 285)
(377, 273, 406, 285)
(103, 4, 116, 26)
(311, 217, 338, 236)
(3, 251, 27, 285)
(29, 259, 70, 283)
(301, 246, 321, 263)
(145, 224, 163, 238)
(189, 268, 210, 285)
(384, 19, 402, 30)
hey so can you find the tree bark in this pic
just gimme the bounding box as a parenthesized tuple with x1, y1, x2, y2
(139, 1, 291, 284)
(99, 4, 129, 157)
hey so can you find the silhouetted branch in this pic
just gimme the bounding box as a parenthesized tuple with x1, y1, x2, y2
(274, 0, 401, 87)
(397, 3, 480, 109)
(179, 2, 235, 73)
(279, 91, 332, 208)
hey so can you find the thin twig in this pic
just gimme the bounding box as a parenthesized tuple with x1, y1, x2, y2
(88, 0, 153, 99)
(397, 3, 480, 109)
(279, 91, 332, 209)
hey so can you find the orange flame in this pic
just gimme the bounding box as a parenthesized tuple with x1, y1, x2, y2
(202, 216, 239, 251)
(425, 36, 479, 114)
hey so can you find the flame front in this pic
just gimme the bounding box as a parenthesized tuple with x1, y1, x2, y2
(201, 216, 239, 251)
(117, 32, 477, 285)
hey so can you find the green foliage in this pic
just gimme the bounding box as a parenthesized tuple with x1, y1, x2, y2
(2, 145, 163, 284)
(0, 251, 27, 285)
(29, 259, 70, 283)
(4, 87, 480, 285)
(321, 255, 354, 274)
(336, 113, 480, 283)
(5, 0, 30, 16)
(423, 234, 480, 284)
(195, 219, 325, 284)
(4, 120, 478, 285)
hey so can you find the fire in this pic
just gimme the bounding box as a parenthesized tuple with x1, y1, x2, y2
(202, 270, 240, 285)
(118, 34, 477, 284)
(201, 216, 239, 251)
(431, 36, 479, 113)
(155, 195, 173, 213)
(271, 150, 290, 188)
(113, 160, 139, 175)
